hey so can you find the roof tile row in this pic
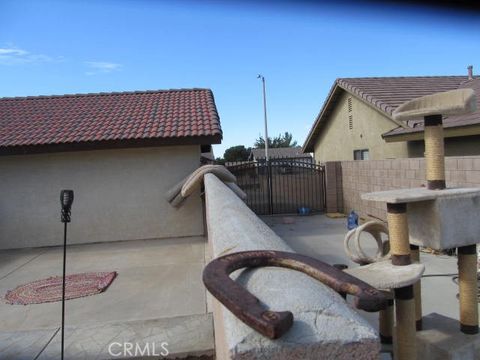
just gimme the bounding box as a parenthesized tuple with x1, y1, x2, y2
(0, 88, 222, 151)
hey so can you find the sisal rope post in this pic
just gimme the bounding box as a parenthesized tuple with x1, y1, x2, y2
(394, 286, 417, 360)
(387, 202, 416, 359)
(379, 298, 394, 344)
(387, 203, 411, 266)
(410, 244, 423, 330)
(458, 245, 479, 334)
(424, 115, 446, 190)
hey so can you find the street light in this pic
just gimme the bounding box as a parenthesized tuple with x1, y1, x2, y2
(257, 74, 269, 161)
(257, 74, 273, 214)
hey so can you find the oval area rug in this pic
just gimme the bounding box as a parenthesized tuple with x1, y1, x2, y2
(5, 271, 117, 305)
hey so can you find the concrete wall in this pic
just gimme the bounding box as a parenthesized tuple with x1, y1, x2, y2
(313, 92, 409, 162)
(339, 156, 480, 221)
(204, 174, 380, 359)
(0, 145, 204, 249)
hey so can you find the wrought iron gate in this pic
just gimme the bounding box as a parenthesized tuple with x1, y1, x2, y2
(226, 158, 326, 215)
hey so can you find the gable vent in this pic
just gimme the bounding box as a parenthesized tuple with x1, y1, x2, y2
(347, 97, 353, 129)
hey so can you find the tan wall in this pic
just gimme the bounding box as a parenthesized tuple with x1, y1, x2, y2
(0, 145, 204, 249)
(408, 135, 480, 158)
(313, 92, 409, 162)
(340, 156, 480, 221)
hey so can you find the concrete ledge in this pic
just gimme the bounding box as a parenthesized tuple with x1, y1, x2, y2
(204, 174, 380, 360)
(414, 313, 480, 360)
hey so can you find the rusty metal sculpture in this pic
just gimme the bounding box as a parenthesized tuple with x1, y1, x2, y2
(203, 250, 388, 339)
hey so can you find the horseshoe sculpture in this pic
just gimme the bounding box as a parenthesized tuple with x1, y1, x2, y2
(203, 250, 388, 339)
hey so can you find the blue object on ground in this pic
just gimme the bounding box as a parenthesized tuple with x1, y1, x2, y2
(298, 207, 311, 216)
(347, 210, 359, 230)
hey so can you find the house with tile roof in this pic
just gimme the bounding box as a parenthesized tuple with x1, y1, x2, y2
(0, 88, 222, 249)
(303, 68, 480, 162)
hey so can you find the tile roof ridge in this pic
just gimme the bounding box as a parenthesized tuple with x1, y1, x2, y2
(0, 88, 212, 101)
(338, 75, 467, 80)
(336, 79, 394, 115)
(337, 76, 470, 116)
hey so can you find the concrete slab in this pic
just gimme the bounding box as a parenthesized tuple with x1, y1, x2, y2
(37, 313, 214, 360)
(361, 187, 480, 204)
(0, 236, 208, 331)
(0, 247, 48, 280)
(0, 327, 58, 360)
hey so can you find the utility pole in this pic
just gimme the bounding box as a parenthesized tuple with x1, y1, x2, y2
(257, 74, 269, 161)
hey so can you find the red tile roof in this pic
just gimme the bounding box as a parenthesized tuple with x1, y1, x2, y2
(0, 88, 222, 154)
(303, 76, 475, 151)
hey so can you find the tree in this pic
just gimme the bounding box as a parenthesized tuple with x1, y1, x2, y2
(223, 145, 251, 162)
(254, 132, 298, 149)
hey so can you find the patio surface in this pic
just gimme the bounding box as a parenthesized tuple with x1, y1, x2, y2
(0, 236, 213, 359)
(1, 214, 475, 359)
(262, 214, 466, 327)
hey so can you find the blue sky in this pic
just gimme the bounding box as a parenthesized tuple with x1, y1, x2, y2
(1, 1, 479, 157)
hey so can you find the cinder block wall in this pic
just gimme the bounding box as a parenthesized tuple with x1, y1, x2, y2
(338, 156, 480, 221)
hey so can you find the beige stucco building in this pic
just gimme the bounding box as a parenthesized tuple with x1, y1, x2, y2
(0, 88, 222, 250)
(304, 74, 480, 162)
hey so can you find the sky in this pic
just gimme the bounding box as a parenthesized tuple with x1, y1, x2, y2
(1, 0, 480, 157)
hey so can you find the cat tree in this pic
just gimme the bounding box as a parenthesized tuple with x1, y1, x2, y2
(360, 88, 479, 359)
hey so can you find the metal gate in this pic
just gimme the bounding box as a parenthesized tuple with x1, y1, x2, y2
(226, 158, 326, 215)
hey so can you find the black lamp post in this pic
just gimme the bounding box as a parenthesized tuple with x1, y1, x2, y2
(60, 190, 74, 360)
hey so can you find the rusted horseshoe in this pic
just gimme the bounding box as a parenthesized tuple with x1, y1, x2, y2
(203, 250, 387, 339)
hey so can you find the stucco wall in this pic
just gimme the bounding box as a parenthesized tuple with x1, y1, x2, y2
(408, 135, 480, 158)
(0, 145, 204, 249)
(313, 92, 409, 162)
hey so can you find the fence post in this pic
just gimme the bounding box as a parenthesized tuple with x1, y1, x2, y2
(325, 161, 342, 213)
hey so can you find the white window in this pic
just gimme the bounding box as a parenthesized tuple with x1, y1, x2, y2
(354, 149, 369, 160)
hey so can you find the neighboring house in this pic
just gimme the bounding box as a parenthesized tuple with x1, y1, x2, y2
(0, 88, 222, 249)
(249, 147, 313, 163)
(303, 69, 480, 162)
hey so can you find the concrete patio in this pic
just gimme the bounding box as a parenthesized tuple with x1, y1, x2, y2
(0, 236, 213, 359)
(263, 214, 463, 326)
(1, 214, 476, 359)
(264, 214, 480, 358)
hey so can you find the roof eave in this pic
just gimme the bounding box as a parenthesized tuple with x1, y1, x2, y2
(302, 81, 343, 153)
(383, 124, 480, 143)
(0, 134, 222, 156)
(302, 79, 411, 153)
